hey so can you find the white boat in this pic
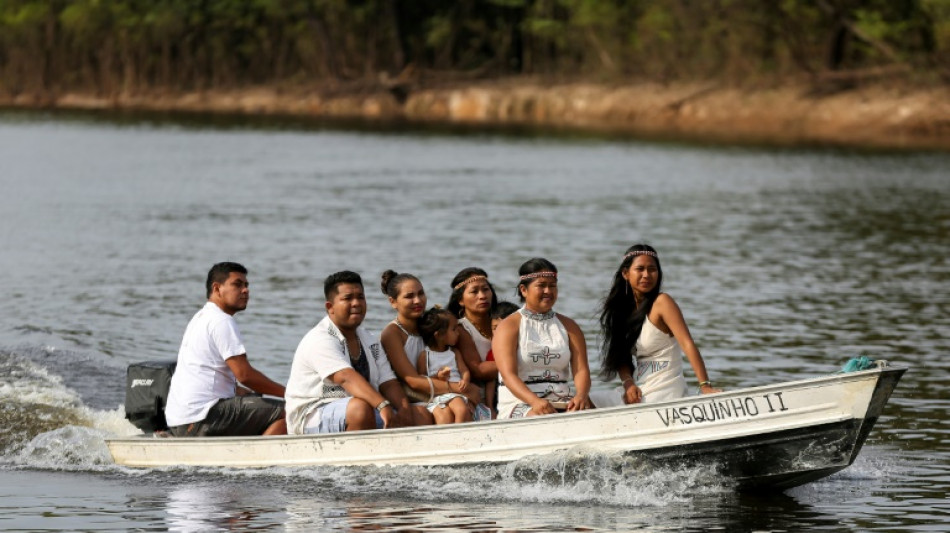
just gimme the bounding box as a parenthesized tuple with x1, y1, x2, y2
(106, 361, 904, 490)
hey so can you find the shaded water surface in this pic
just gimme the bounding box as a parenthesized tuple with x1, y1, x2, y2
(0, 111, 947, 531)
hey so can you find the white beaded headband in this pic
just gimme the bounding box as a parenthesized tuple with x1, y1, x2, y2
(623, 250, 657, 261)
(519, 271, 557, 281)
(453, 275, 487, 291)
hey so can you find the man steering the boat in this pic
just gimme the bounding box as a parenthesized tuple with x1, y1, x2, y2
(164, 262, 287, 437)
(285, 270, 414, 433)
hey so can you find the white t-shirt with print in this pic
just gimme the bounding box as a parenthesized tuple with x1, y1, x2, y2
(164, 301, 246, 427)
(285, 315, 398, 435)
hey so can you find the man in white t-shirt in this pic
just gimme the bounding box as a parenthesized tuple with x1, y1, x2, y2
(285, 271, 413, 434)
(164, 262, 286, 437)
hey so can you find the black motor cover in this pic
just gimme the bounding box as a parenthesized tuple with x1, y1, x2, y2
(124, 360, 176, 432)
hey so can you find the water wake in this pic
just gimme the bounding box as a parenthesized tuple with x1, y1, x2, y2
(259, 450, 728, 507)
(0, 346, 141, 468)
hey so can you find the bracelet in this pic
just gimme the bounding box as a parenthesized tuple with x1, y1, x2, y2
(621, 377, 634, 387)
(426, 376, 435, 402)
(699, 380, 713, 387)
(375, 399, 391, 412)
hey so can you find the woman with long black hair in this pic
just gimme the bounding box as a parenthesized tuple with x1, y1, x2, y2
(598, 244, 721, 405)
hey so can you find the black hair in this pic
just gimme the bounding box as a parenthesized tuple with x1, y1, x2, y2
(492, 300, 520, 320)
(206, 262, 247, 298)
(515, 257, 558, 302)
(599, 244, 663, 380)
(380, 270, 420, 299)
(447, 267, 498, 317)
(418, 307, 454, 348)
(324, 271, 363, 301)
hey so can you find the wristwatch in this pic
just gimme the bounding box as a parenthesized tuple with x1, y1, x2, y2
(375, 400, 392, 412)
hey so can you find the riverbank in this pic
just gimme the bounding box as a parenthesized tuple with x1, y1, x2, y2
(4, 79, 949, 151)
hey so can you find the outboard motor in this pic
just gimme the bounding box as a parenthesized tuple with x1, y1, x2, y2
(124, 360, 176, 432)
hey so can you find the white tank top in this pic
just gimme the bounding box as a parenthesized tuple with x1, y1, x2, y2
(460, 317, 492, 361)
(422, 348, 461, 382)
(393, 320, 425, 367)
(634, 318, 688, 402)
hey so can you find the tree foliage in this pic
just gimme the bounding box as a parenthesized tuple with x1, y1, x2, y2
(0, 0, 946, 95)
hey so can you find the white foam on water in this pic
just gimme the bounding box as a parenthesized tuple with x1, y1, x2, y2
(0, 350, 84, 409)
(828, 447, 900, 481)
(10, 406, 143, 470)
(245, 448, 730, 507)
(15, 425, 116, 469)
(0, 346, 144, 470)
(785, 445, 901, 503)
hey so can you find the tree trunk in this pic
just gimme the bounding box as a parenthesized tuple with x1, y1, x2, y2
(383, 0, 405, 74)
(308, 15, 340, 79)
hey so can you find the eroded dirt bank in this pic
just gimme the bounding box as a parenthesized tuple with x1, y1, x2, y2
(4, 80, 949, 151)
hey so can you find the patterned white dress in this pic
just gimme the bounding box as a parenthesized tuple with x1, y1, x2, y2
(497, 307, 573, 418)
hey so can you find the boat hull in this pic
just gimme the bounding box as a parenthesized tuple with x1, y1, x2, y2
(106, 363, 904, 490)
(628, 364, 903, 489)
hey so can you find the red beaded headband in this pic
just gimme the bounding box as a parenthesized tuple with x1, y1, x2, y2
(453, 275, 487, 291)
(623, 250, 657, 261)
(519, 271, 557, 281)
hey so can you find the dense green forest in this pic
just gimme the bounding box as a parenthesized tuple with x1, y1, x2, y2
(1, 0, 948, 96)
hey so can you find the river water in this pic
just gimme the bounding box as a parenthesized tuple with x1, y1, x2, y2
(0, 110, 947, 531)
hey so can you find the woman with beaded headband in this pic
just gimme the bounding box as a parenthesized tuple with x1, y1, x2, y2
(492, 258, 592, 418)
(378, 271, 478, 426)
(596, 244, 721, 405)
(447, 267, 499, 401)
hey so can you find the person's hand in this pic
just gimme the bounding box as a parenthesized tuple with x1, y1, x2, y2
(567, 393, 592, 412)
(379, 405, 396, 428)
(457, 375, 470, 393)
(529, 398, 557, 416)
(436, 367, 451, 381)
(623, 383, 642, 404)
(461, 383, 481, 404)
(699, 384, 722, 394)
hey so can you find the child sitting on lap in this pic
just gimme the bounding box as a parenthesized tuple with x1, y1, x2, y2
(416, 307, 485, 424)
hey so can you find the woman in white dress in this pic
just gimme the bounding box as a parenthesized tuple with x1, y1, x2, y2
(379, 270, 469, 425)
(597, 244, 721, 405)
(493, 258, 592, 418)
